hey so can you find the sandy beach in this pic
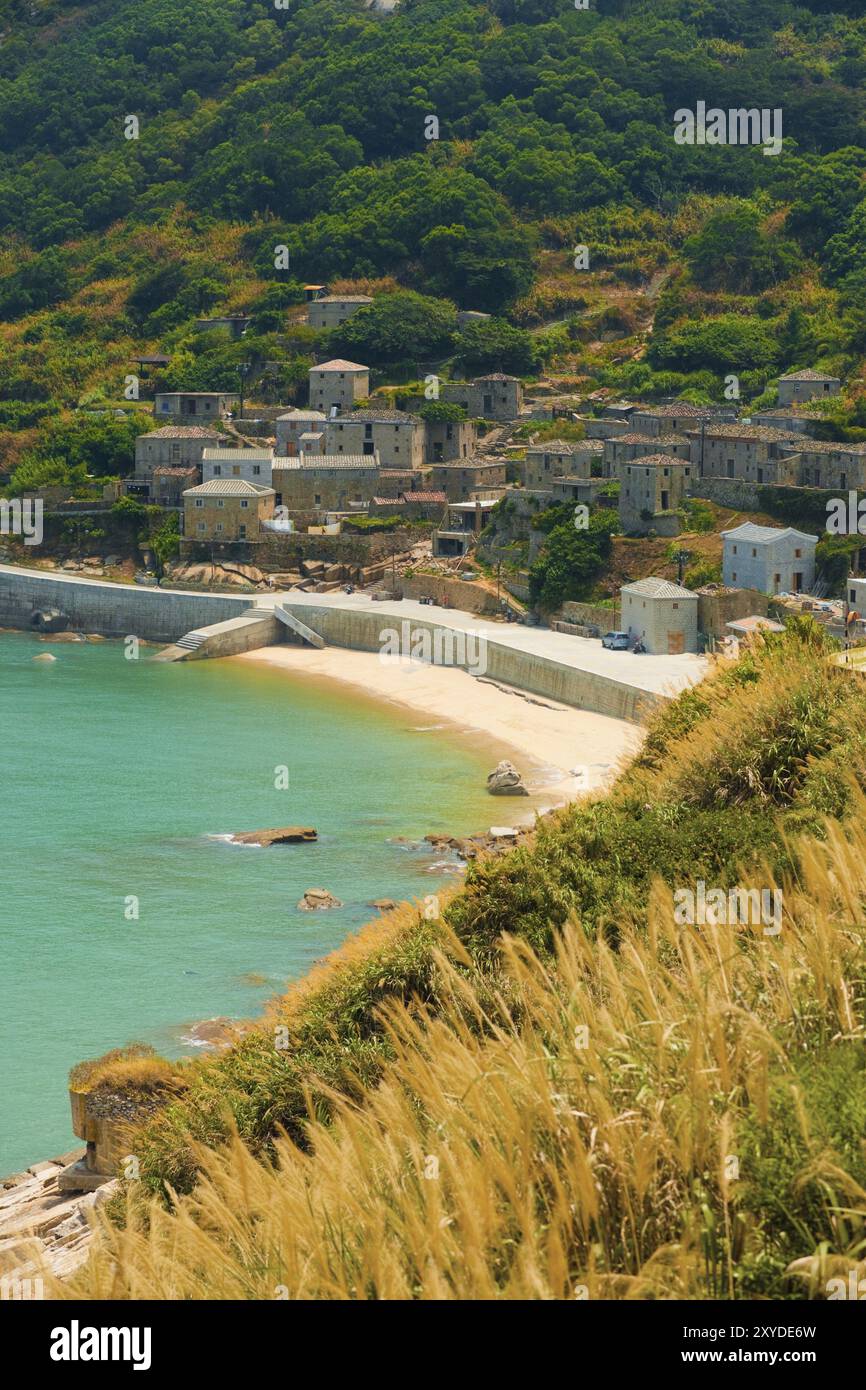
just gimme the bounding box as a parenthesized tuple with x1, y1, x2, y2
(234, 645, 644, 817)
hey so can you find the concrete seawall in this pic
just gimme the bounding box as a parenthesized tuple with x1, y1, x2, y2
(0, 567, 255, 643)
(0, 565, 704, 722)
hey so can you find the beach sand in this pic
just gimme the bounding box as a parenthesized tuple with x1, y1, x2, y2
(234, 645, 644, 818)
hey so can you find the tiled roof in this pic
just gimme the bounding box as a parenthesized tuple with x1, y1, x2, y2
(622, 454, 690, 467)
(635, 402, 714, 418)
(686, 424, 801, 442)
(402, 490, 447, 503)
(276, 409, 326, 421)
(201, 447, 272, 461)
(273, 454, 378, 470)
(371, 497, 404, 506)
(721, 522, 818, 544)
(141, 425, 223, 439)
(780, 439, 866, 455)
(621, 577, 696, 600)
(184, 479, 274, 497)
(331, 408, 420, 422)
(312, 359, 369, 372)
(778, 369, 839, 381)
(753, 406, 829, 418)
(475, 373, 519, 382)
(312, 295, 372, 305)
(152, 466, 198, 477)
(610, 432, 689, 446)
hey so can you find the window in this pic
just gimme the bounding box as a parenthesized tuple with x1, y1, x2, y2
(774, 573, 781, 584)
(217, 499, 224, 508)
(253, 465, 261, 476)
(195, 499, 203, 508)
(732, 572, 737, 582)
(239, 524, 246, 539)
(752, 548, 757, 557)
(197, 522, 205, 534)
(213, 465, 221, 476)
(795, 548, 801, 558)
(314, 494, 321, 505)
(673, 603, 679, 609)
(732, 545, 737, 555)
(215, 522, 223, 533)
(232, 466, 240, 477)
(240, 499, 249, 509)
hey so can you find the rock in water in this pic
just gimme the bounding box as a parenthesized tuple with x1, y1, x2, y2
(486, 759, 529, 796)
(297, 888, 343, 911)
(32, 652, 57, 663)
(230, 827, 317, 846)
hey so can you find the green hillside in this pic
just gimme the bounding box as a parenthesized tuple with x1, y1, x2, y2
(4, 0, 866, 485)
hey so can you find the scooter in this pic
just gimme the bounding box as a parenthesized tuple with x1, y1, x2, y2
(632, 638, 647, 654)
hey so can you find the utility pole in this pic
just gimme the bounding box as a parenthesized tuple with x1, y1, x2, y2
(675, 548, 690, 585)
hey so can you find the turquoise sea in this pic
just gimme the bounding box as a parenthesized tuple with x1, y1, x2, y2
(0, 631, 500, 1174)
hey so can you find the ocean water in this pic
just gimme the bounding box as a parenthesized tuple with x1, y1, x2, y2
(0, 631, 501, 1174)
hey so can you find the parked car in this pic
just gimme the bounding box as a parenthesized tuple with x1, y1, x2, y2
(601, 630, 630, 650)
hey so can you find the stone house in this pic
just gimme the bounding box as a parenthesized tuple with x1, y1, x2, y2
(776, 369, 841, 407)
(619, 455, 690, 534)
(271, 455, 381, 512)
(550, 477, 611, 506)
(376, 467, 431, 498)
(193, 315, 251, 338)
(620, 576, 699, 654)
(441, 373, 523, 422)
(151, 466, 198, 507)
(154, 392, 238, 421)
(134, 425, 224, 479)
(604, 433, 690, 479)
(751, 406, 831, 437)
(629, 403, 716, 437)
(721, 522, 818, 594)
(370, 489, 448, 521)
(429, 458, 508, 501)
(687, 425, 801, 484)
(523, 439, 605, 489)
(324, 408, 424, 470)
(424, 417, 477, 463)
(183, 478, 275, 544)
(307, 295, 373, 330)
(275, 409, 327, 456)
(201, 447, 274, 487)
(308, 359, 370, 414)
(777, 439, 866, 490)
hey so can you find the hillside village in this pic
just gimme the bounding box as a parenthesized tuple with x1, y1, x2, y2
(3, 283, 865, 658)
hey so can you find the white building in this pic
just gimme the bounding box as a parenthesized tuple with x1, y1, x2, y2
(721, 522, 817, 595)
(620, 577, 699, 654)
(201, 447, 274, 487)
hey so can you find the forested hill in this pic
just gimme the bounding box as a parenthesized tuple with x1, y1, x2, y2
(3, 0, 866, 478)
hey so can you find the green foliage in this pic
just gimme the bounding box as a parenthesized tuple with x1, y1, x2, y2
(6, 453, 88, 496)
(329, 291, 457, 368)
(528, 507, 618, 610)
(456, 316, 540, 376)
(682, 201, 799, 293)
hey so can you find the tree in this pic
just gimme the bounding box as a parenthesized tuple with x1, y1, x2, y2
(529, 509, 618, 611)
(456, 317, 540, 376)
(329, 291, 457, 368)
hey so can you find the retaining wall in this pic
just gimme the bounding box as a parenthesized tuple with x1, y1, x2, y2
(0, 566, 255, 642)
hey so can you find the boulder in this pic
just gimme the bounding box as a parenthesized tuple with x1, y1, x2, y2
(231, 827, 317, 846)
(297, 888, 343, 911)
(371, 898, 397, 912)
(486, 760, 529, 796)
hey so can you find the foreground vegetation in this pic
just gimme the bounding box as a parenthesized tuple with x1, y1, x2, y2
(60, 624, 866, 1299)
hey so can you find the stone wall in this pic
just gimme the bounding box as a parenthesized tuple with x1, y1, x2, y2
(691, 477, 761, 509)
(561, 599, 621, 629)
(399, 573, 500, 615)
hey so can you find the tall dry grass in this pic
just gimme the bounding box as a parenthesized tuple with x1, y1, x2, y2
(59, 811, 866, 1300)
